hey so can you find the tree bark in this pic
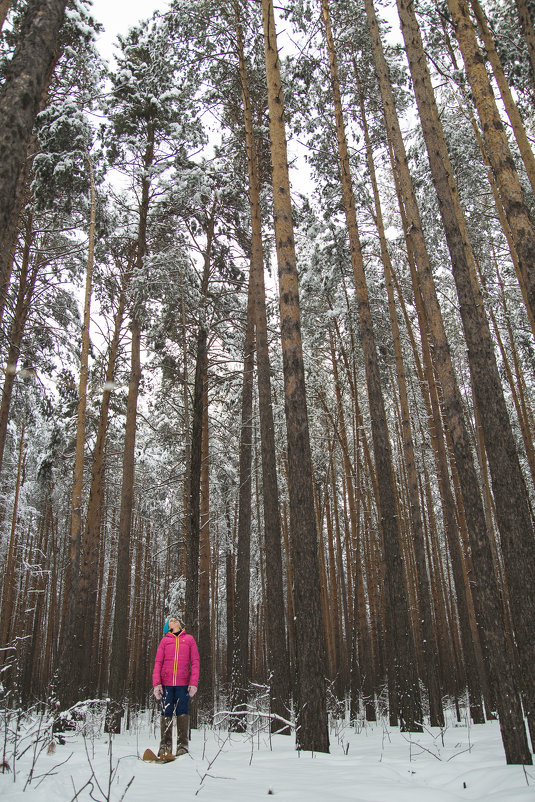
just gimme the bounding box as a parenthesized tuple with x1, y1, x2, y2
(0, 214, 39, 482)
(225, 545, 234, 688)
(0, 170, 31, 335)
(462, 95, 535, 339)
(447, 0, 535, 339)
(388, 157, 487, 723)
(78, 265, 130, 696)
(106, 314, 141, 729)
(261, 0, 329, 753)
(418, 287, 486, 723)
(356, 74, 444, 726)
(59, 150, 96, 705)
(395, 0, 533, 763)
(230, 268, 255, 728)
(0, 0, 67, 246)
(185, 208, 215, 650)
(234, 2, 290, 731)
(198, 373, 213, 713)
(469, 0, 535, 196)
(0, 423, 25, 662)
(365, 0, 517, 739)
(180, 266, 191, 578)
(0, 0, 11, 30)
(514, 0, 535, 87)
(107, 129, 153, 728)
(322, 0, 422, 732)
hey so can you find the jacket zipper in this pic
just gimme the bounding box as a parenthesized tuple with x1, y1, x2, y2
(172, 634, 179, 685)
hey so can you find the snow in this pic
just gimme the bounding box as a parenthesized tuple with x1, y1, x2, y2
(1, 711, 533, 801)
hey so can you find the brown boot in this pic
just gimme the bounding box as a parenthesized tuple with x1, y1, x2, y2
(158, 717, 175, 761)
(175, 714, 189, 756)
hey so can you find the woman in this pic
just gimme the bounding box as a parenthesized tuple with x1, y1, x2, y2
(152, 615, 200, 758)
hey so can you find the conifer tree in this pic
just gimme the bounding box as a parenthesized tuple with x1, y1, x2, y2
(261, 0, 329, 753)
(98, 15, 201, 722)
(234, 0, 291, 730)
(319, 0, 422, 732)
(394, 0, 533, 763)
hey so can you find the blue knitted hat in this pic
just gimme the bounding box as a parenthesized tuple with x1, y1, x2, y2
(163, 615, 183, 634)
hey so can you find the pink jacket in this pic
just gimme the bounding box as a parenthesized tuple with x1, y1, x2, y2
(152, 630, 200, 688)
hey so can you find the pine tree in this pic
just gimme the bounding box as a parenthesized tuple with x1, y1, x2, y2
(261, 0, 329, 753)
(394, 0, 532, 763)
(99, 14, 202, 721)
(319, 0, 422, 732)
(234, 0, 291, 731)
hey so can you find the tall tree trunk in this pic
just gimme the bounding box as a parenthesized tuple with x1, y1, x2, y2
(395, 0, 533, 764)
(327, 321, 379, 719)
(447, 0, 535, 334)
(184, 318, 208, 736)
(106, 131, 153, 729)
(0, 422, 25, 662)
(0, 214, 39, 481)
(225, 544, 234, 688)
(461, 90, 535, 339)
(0, 0, 67, 246)
(0, 172, 32, 335)
(356, 73, 444, 727)
(417, 284, 486, 723)
(469, 0, 535, 196)
(99, 513, 117, 697)
(384, 61, 486, 726)
(365, 0, 520, 739)
(106, 314, 141, 730)
(324, 476, 342, 694)
(180, 266, 191, 578)
(185, 207, 215, 653)
(482, 268, 535, 491)
(184, 332, 206, 640)
(321, 0, 422, 732)
(514, 0, 535, 87)
(58, 150, 96, 705)
(261, 0, 329, 753)
(78, 265, 130, 696)
(234, 2, 290, 731)
(230, 269, 255, 729)
(198, 375, 213, 713)
(325, 341, 352, 695)
(494, 258, 535, 480)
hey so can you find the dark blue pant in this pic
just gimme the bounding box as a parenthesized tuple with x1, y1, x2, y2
(161, 685, 189, 717)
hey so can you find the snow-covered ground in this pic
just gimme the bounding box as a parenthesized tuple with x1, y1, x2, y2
(1, 709, 533, 801)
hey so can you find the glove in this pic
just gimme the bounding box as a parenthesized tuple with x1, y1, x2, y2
(188, 685, 197, 698)
(153, 684, 163, 700)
